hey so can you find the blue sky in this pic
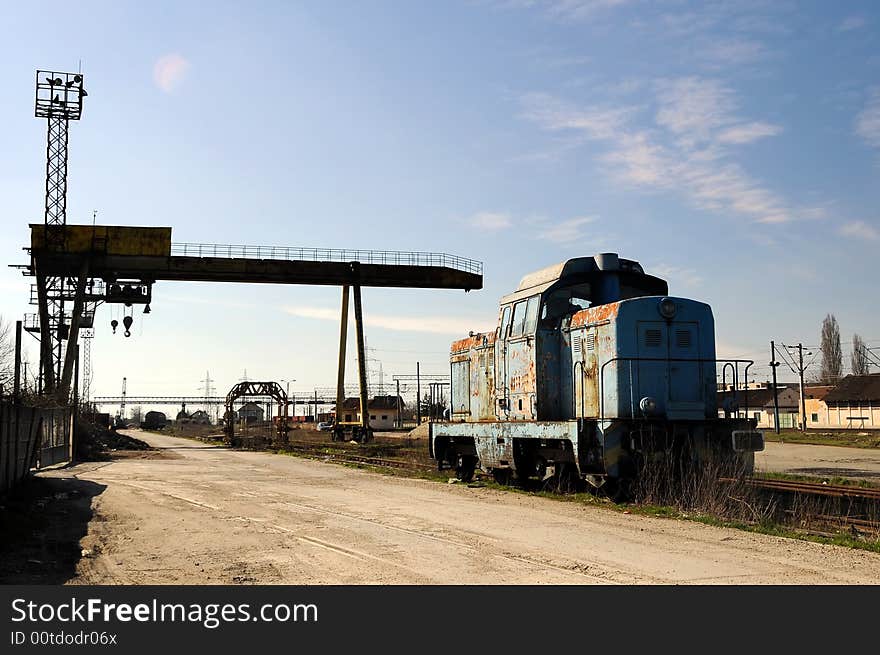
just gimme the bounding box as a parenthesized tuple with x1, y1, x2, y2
(1, 0, 878, 404)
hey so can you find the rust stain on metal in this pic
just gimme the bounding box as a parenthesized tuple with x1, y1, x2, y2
(570, 302, 620, 328)
(450, 331, 495, 354)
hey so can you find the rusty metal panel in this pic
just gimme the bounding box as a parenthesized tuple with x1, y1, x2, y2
(472, 344, 495, 420)
(570, 301, 620, 328)
(451, 360, 470, 417)
(536, 329, 562, 420)
(432, 420, 581, 470)
(506, 337, 536, 420)
(31, 224, 172, 256)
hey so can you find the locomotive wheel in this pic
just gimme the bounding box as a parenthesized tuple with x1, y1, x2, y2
(491, 468, 513, 486)
(541, 463, 580, 494)
(455, 455, 477, 482)
(603, 478, 633, 503)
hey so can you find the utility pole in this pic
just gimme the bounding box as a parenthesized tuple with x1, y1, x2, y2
(777, 342, 813, 433)
(770, 341, 780, 434)
(797, 343, 807, 433)
(119, 376, 127, 422)
(396, 379, 401, 429)
(416, 361, 421, 425)
(14, 320, 22, 398)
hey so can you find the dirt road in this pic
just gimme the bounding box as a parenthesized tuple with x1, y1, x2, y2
(41, 431, 880, 585)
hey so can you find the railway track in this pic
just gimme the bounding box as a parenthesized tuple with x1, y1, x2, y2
(284, 443, 436, 473)
(740, 477, 880, 501)
(721, 476, 880, 538)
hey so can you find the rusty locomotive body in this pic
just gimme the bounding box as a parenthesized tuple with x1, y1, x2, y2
(429, 254, 764, 490)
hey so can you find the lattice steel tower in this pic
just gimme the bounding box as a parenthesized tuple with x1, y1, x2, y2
(34, 69, 87, 394)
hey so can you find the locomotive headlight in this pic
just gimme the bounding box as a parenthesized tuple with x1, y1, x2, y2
(658, 297, 677, 319)
(639, 396, 658, 416)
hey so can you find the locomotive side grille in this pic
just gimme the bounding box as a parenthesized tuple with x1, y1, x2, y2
(585, 332, 596, 351)
(675, 329, 692, 349)
(573, 335, 582, 354)
(645, 329, 662, 347)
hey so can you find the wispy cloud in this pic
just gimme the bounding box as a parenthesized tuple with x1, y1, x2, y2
(537, 216, 597, 242)
(469, 211, 513, 231)
(153, 53, 190, 93)
(500, 0, 632, 22)
(717, 122, 782, 144)
(699, 37, 768, 67)
(650, 264, 703, 289)
(520, 92, 635, 139)
(840, 220, 879, 241)
(521, 77, 801, 225)
(284, 306, 494, 335)
(655, 77, 736, 142)
(855, 89, 880, 148)
(838, 16, 867, 32)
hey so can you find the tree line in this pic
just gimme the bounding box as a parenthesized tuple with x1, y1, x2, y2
(819, 313, 874, 382)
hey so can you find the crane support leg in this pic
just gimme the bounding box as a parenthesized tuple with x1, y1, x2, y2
(352, 283, 371, 442)
(35, 271, 54, 393)
(59, 259, 89, 399)
(333, 285, 350, 441)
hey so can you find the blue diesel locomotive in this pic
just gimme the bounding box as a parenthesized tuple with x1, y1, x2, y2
(429, 253, 764, 493)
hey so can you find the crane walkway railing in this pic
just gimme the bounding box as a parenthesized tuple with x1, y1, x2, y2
(170, 243, 483, 275)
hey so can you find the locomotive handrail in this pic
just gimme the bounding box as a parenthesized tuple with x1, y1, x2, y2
(596, 357, 755, 424)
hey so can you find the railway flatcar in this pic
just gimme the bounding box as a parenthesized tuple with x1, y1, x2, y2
(429, 253, 763, 496)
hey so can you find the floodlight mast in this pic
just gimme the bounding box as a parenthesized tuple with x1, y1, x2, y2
(33, 69, 87, 396)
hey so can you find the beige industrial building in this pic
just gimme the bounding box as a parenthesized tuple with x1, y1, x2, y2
(718, 374, 880, 430)
(337, 395, 405, 430)
(805, 375, 879, 429)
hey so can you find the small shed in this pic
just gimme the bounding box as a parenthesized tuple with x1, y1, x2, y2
(238, 401, 265, 423)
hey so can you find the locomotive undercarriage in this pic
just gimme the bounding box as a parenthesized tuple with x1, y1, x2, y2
(430, 418, 761, 493)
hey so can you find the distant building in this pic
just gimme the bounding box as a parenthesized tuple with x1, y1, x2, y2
(717, 386, 800, 429)
(809, 374, 880, 429)
(238, 401, 265, 423)
(804, 385, 834, 429)
(190, 410, 211, 425)
(336, 395, 405, 430)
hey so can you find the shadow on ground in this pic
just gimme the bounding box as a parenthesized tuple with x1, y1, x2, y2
(0, 476, 106, 584)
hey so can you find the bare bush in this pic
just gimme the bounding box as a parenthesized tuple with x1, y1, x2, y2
(632, 449, 779, 525)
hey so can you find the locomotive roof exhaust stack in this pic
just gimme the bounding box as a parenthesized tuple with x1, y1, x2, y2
(594, 253, 619, 271)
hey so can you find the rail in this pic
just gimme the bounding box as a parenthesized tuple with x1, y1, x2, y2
(170, 243, 483, 275)
(592, 357, 755, 423)
(741, 477, 880, 501)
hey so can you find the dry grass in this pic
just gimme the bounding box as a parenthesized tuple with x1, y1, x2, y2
(630, 450, 880, 546)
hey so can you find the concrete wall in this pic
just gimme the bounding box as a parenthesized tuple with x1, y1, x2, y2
(0, 401, 71, 493)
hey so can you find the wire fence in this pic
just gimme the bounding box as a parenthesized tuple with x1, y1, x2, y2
(170, 243, 482, 275)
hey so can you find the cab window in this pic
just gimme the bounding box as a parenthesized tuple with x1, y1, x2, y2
(499, 305, 511, 336)
(510, 300, 527, 337)
(524, 296, 540, 334)
(511, 296, 540, 337)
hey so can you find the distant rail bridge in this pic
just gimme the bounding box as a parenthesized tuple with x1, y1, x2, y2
(92, 394, 340, 407)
